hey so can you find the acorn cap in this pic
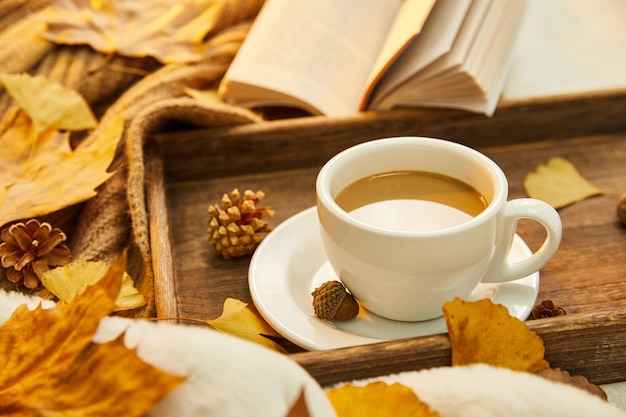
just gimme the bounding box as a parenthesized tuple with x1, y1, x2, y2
(311, 280, 359, 321)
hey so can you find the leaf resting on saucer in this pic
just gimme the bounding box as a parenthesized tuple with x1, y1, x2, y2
(207, 298, 286, 353)
(523, 157, 602, 209)
(327, 381, 440, 417)
(443, 298, 549, 373)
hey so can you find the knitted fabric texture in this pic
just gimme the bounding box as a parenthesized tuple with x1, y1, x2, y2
(0, 0, 265, 316)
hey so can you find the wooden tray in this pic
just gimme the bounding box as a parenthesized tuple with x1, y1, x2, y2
(146, 91, 626, 386)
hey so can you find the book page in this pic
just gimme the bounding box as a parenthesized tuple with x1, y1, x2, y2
(361, 0, 437, 105)
(410, 0, 492, 83)
(373, 0, 525, 115)
(219, 0, 402, 116)
(364, 0, 472, 109)
(370, 0, 492, 108)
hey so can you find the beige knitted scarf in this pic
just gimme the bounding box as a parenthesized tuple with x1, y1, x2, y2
(0, 0, 265, 316)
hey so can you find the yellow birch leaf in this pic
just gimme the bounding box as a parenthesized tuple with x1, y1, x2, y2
(207, 298, 287, 353)
(442, 297, 549, 373)
(0, 111, 122, 227)
(41, 0, 227, 64)
(0, 259, 184, 416)
(327, 381, 440, 417)
(523, 157, 603, 209)
(0, 72, 97, 133)
(41, 250, 147, 312)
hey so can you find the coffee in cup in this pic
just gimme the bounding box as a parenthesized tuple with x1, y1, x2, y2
(335, 170, 488, 232)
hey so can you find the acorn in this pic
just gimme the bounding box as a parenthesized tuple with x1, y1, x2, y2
(311, 280, 359, 321)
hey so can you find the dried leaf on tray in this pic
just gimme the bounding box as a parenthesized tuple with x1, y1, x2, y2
(523, 157, 603, 209)
(207, 298, 286, 353)
(41, 248, 146, 312)
(41, 0, 229, 64)
(0, 258, 184, 416)
(327, 381, 440, 417)
(442, 297, 549, 373)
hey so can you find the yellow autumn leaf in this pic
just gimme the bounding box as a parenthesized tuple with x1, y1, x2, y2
(327, 381, 440, 417)
(41, 249, 146, 312)
(0, 73, 97, 133)
(523, 157, 603, 209)
(0, 110, 122, 227)
(184, 87, 223, 105)
(207, 298, 286, 353)
(41, 0, 227, 64)
(0, 256, 184, 416)
(285, 389, 312, 417)
(442, 297, 549, 373)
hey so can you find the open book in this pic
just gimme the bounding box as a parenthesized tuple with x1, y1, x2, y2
(218, 0, 526, 117)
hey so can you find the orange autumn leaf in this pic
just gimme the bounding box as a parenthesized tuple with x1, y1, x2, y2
(0, 258, 184, 416)
(285, 389, 312, 417)
(443, 297, 549, 373)
(41, 0, 235, 64)
(0, 105, 122, 227)
(327, 381, 440, 417)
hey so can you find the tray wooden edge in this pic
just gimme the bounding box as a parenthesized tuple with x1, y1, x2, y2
(153, 88, 626, 183)
(292, 310, 626, 387)
(145, 142, 626, 385)
(145, 142, 179, 319)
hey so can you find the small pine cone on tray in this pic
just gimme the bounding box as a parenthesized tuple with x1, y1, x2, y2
(0, 219, 72, 289)
(529, 300, 566, 320)
(208, 188, 275, 259)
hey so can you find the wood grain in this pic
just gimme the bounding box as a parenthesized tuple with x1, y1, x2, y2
(145, 143, 179, 319)
(146, 92, 626, 385)
(154, 88, 626, 182)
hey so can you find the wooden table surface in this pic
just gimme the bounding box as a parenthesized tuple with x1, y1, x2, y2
(147, 100, 626, 388)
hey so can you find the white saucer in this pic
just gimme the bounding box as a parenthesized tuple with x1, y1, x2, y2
(248, 207, 539, 351)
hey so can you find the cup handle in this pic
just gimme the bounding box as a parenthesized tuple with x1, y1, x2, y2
(481, 198, 562, 283)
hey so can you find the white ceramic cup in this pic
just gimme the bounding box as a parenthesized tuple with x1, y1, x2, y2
(316, 137, 562, 322)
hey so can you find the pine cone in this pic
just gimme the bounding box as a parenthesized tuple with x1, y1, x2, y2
(207, 188, 274, 259)
(529, 300, 566, 320)
(0, 219, 72, 289)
